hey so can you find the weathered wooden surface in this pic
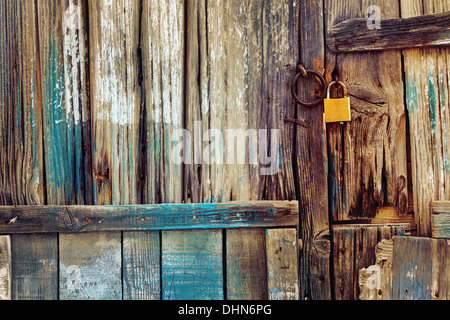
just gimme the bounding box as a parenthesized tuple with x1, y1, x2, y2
(325, 0, 408, 221)
(59, 232, 122, 300)
(123, 231, 160, 300)
(296, 0, 331, 301)
(432, 201, 450, 238)
(11, 234, 58, 300)
(161, 230, 224, 300)
(393, 236, 450, 300)
(0, 236, 11, 300)
(402, 0, 450, 237)
(185, 0, 297, 203)
(226, 228, 268, 300)
(332, 224, 406, 300)
(38, 0, 92, 206)
(359, 238, 394, 300)
(0, 201, 298, 234)
(327, 11, 450, 52)
(266, 228, 299, 300)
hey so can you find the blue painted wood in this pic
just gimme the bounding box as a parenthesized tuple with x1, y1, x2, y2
(392, 236, 449, 300)
(161, 230, 223, 300)
(0, 201, 298, 234)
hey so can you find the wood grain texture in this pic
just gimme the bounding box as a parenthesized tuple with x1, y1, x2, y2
(123, 231, 160, 300)
(38, 0, 92, 206)
(161, 230, 223, 300)
(332, 224, 406, 300)
(0, 236, 11, 300)
(432, 201, 450, 238)
(185, 0, 297, 203)
(359, 238, 394, 300)
(402, 0, 450, 237)
(327, 11, 450, 52)
(0, 201, 298, 234)
(226, 228, 267, 300)
(0, 0, 45, 207)
(11, 234, 58, 300)
(266, 229, 299, 300)
(393, 236, 450, 300)
(296, 0, 331, 301)
(89, 0, 141, 206)
(59, 232, 122, 300)
(142, 0, 184, 204)
(325, 0, 407, 221)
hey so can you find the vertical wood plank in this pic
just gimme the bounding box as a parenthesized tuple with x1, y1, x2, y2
(353, 226, 378, 298)
(297, 0, 331, 300)
(392, 236, 450, 300)
(123, 231, 160, 300)
(226, 228, 267, 300)
(89, 0, 141, 206)
(59, 232, 122, 300)
(325, 0, 407, 221)
(0, 236, 11, 300)
(11, 234, 58, 300)
(333, 227, 355, 300)
(38, 0, 92, 206)
(266, 229, 299, 300)
(161, 230, 223, 300)
(142, 0, 184, 204)
(401, 0, 450, 237)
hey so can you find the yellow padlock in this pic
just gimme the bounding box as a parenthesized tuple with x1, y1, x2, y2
(324, 81, 351, 123)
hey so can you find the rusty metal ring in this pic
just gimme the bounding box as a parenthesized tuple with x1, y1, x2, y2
(291, 67, 327, 107)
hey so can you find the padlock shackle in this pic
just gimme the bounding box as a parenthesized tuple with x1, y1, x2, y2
(327, 81, 348, 99)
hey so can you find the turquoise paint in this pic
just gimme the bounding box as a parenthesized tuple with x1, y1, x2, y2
(405, 75, 418, 114)
(439, 69, 450, 174)
(428, 69, 442, 171)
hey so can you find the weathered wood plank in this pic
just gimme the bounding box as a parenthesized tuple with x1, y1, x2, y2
(333, 224, 406, 300)
(266, 229, 299, 300)
(226, 228, 267, 300)
(123, 231, 160, 300)
(38, 0, 92, 206)
(11, 234, 58, 300)
(0, 236, 11, 300)
(0, 201, 298, 234)
(327, 11, 450, 52)
(359, 238, 394, 300)
(142, 0, 184, 204)
(185, 0, 297, 203)
(0, 0, 45, 207)
(325, 0, 407, 221)
(161, 230, 223, 300)
(59, 232, 122, 300)
(89, 0, 141, 206)
(296, 0, 331, 301)
(432, 201, 450, 238)
(402, 0, 450, 237)
(393, 236, 450, 300)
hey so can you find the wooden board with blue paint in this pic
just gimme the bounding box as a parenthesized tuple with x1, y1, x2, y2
(432, 201, 450, 238)
(393, 236, 450, 300)
(161, 229, 224, 300)
(401, 0, 450, 237)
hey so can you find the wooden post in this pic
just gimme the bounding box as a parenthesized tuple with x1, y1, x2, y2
(0, 236, 11, 301)
(297, 0, 331, 300)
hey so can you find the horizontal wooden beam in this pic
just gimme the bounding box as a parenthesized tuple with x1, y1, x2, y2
(327, 11, 450, 52)
(431, 201, 450, 239)
(0, 201, 299, 234)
